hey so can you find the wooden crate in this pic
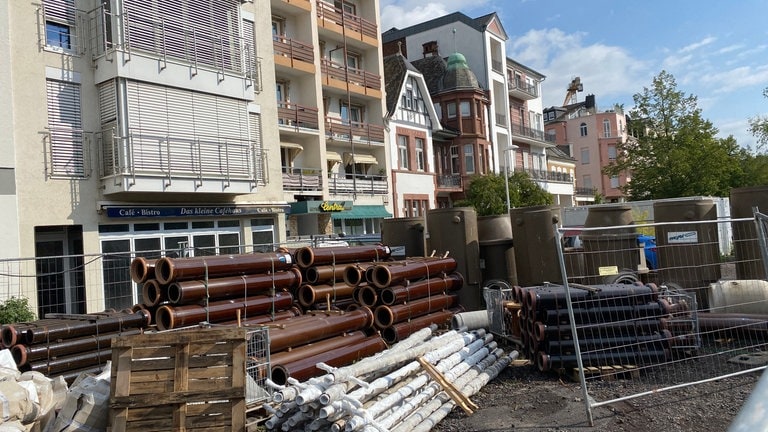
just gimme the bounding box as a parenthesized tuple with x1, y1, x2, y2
(109, 327, 247, 432)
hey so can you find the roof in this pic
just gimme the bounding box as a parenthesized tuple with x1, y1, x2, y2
(411, 55, 448, 94)
(547, 146, 577, 162)
(382, 11, 507, 43)
(383, 53, 420, 116)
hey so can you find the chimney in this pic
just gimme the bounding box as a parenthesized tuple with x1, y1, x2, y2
(423, 41, 438, 58)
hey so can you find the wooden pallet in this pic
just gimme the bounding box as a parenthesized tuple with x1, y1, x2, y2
(109, 327, 247, 432)
(568, 364, 640, 381)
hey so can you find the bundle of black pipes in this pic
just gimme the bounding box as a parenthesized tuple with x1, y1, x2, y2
(0, 309, 150, 383)
(510, 282, 697, 373)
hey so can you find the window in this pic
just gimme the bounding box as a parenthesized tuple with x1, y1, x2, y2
(603, 119, 611, 137)
(608, 145, 617, 161)
(447, 102, 457, 119)
(610, 175, 620, 189)
(334, 0, 356, 14)
(450, 145, 460, 174)
(341, 102, 363, 123)
(580, 122, 588, 136)
(580, 147, 590, 165)
(415, 138, 425, 171)
(46, 78, 85, 177)
(276, 81, 288, 103)
(460, 101, 471, 117)
(346, 51, 360, 69)
(464, 144, 475, 174)
(272, 16, 285, 39)
(43, 0, 75, 51)
(398, 135, 409, 169)
(582, 175, 592, 189)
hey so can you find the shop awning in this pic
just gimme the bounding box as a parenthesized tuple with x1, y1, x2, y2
(343, 152, 378, 165)
(331, 205, 392, 220)
(326, 151, 343, 163)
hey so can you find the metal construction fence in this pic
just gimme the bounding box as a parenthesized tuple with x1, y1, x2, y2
(551, 213, 768, 425)
(0, 234, 381, 320)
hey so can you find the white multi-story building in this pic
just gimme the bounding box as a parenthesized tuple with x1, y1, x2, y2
(1, 0, 287, 315)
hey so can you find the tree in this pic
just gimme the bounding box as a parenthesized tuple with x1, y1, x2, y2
(748, 87, 768, 154)
(456, 172, 553, 216)
(605, 71, 742, 200)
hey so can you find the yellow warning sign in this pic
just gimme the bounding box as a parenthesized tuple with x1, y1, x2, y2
(598, 266, 619, 276)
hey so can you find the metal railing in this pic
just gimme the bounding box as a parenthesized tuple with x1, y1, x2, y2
(42, 127, 92, 179)
(574, 186, 598, 196)
(436, 174, 462, 189)
(282, 167, 322, 191)
(273, 36, 314, 64)
(520, 168, 574, 183)
(277, 103, 320, 130)
(508, 78, 538, 98)
(328, 173, 388, 195)
(316, 0, 378, 40)
(325, 117, 385, 144)
(321, 59, 382, 92)
(509, 122, 549, 142)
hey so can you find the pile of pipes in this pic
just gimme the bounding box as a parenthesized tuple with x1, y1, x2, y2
(511, 282, 696, 372)
(264, 325, 517, 432)
(0, 309, 150, 383)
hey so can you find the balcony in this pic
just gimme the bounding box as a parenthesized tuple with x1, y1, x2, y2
(508, 78, 538, 100)
(321, 59, 381, 98)
(277, 103, 319, 131)
(575, 186, 597, 196)
(282, 167, 322, 192)
(328, 173, 388, 196)
(325, 117, 385, 145)
(275, 0, 311, 13)
(522, 168, 573, 184)
(273, 36, 315, 73)
(316, 1, 378, 46)
(436, 174, 463, 191)
(98, 128, 264, 194)
(510, 123, 557, 145)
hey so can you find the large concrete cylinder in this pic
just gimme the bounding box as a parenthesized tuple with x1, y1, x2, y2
(381, 217, 426, 258)
(426, 208, 482, 311)
(708, 280, 768, 314)
(477, 214, 517, 286)
(730, 185, 768, 280)
(581, 205, 639, 284)
(655, 199, 721, 309)
(509, 205, 561, 287)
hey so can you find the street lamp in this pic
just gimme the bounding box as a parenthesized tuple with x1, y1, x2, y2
(503, 144, 519, 214)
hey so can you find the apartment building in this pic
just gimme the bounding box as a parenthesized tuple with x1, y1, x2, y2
(1, 0, 287, 314)
(273, 0, 390, 237)
(544, 90, 631, 203)
(382, 12, 573, 205)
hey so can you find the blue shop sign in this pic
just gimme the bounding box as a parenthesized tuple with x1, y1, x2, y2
(105, 206, 286, 218)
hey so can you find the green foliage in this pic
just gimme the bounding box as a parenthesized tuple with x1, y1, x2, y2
(748, 87, 768, 155)
(0, 296, 36, 325)
(605, 71, 743, 199)
(455, 172, 553, 216)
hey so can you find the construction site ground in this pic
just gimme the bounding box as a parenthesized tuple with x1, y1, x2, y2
(432, 344, 758, 432)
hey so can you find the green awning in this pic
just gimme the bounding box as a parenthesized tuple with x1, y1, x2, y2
(331, 205, 392, 220)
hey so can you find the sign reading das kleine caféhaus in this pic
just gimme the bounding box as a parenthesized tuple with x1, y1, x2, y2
(104, 205, 286, 218)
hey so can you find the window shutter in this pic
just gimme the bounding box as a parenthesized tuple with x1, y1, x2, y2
(46, 79, 84, 176)
(43, 0, 76, 25)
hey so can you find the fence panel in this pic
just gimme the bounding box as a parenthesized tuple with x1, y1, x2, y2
(554, 215, 768, 424)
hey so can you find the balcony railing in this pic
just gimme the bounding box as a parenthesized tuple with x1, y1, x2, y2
(436, 174, 462, 189)
(510, 122, 550, 142)
(328, 173, 388, 195)
(316, 1, 378, 40)
(282, 167, 322, 191)
(521, 168, 573, 183)
(575, 186, 598, 196)
(321, 59, 381, 92)
(508, 78, 538, 98)
(100, 128, 264, 185)
(277, 103, 319, 130)
(273, 36, 314, 65)
(42, 127, 92, 179)
(325, 117, 385, 144)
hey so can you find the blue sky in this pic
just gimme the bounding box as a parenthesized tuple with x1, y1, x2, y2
(380, 0, 768, 150)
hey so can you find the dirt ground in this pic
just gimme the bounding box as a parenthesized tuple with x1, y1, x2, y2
(432, 347, 760, 432)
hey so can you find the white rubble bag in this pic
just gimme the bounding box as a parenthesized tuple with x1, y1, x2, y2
(43, 363, 111, 432)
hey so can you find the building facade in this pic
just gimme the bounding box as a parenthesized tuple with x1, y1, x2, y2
(273, 0, 391, 237)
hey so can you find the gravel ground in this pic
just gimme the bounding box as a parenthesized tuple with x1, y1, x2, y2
(432, 342, 760, 432)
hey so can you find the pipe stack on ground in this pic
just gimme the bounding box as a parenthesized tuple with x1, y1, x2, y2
(511, 282, 697, 372)
(263, 325, 515, 432)
(0, 309, 150, 383)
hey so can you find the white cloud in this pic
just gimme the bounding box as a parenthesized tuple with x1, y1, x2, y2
(380, 0, 490, 31)
(508, 28, 649, 108)
(701, 65, 768, 93)
(679, 36, 717, 53)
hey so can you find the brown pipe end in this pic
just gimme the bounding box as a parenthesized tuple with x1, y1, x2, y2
(155, 305, 175, 331)
(298, 285, 316, 308)
(343, 265, 363, 287)
(130, 257, 156, 284)
(142, 279, 163, 307)
(296, 247, 315, 269)
(372, 265, 392, 289)
(305, 267, 320, 285)
(359, 286, 379, 308)
(537, 351, 551, 372)
(365, 266, 376, 285)
(11, 344, 28, 366)
(374, 305, 394, 328)
(271, 365, 290, 386)
(381, 326, 399, 345)
(155, 257, 175, 285)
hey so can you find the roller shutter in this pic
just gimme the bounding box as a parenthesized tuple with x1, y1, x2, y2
(46, 79, 84, 177)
